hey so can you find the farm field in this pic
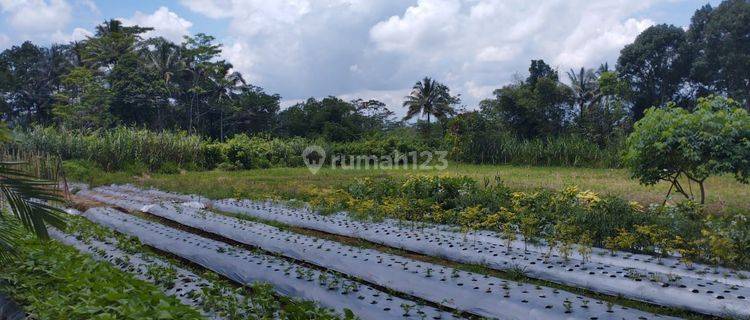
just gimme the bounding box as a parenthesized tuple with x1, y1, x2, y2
(2, 0, 750, 319)
(65, 184, 702, 319)
(47, 178, 746, 319)
(74, 164, 750, 214)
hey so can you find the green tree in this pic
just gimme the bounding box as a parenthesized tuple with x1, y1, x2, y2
(567, 67, 599, 115)
(81, 19, 152, 71)
(686, 0, 750, 109)
(624, 95, 750, 204)
(277, 97, 392, 142)
(617, 24, 690, 120)
(227, 85, 281, 136)
(402, 77, 460, 132)
(140, 37, 184, 130)
(577, 70, 630, 146)
(480, 60, 572, 138)
(0, 42, 66, 126)
(52, 67, 114, 130)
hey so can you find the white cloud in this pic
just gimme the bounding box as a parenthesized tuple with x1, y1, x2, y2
(79, 0, 98, 15)
(221, 40, 257, 82)
(119, 6, 193, 43)
(464, 80, 496, 100)
(181, 0, 311, 36)
(182, 0, 679, 108)
(366, 0, 661, 105)
(476, 46, 520, 62)
(1, 0, 72, 33)
(370, 0, 461, 52)
(51, 27, 92, 43)
(0, 33, 10, 49)
(554, 17, 654, 69)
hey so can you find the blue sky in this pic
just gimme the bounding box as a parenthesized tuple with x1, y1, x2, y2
(0, 0, 721, 114)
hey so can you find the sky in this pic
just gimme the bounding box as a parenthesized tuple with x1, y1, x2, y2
(0, 0, 721, 115)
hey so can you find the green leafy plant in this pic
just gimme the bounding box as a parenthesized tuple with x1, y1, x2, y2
(624, 95, 750, 204)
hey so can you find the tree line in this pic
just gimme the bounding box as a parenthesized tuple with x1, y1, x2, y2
(0, 0, 748, 144)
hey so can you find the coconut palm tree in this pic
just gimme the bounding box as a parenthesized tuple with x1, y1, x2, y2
(566, 67, 600, 115)
(403, 77, 459, 133)
(142, 37, 184, 129)
(211, 71, 245, 141)
(0, 128, 65, 262)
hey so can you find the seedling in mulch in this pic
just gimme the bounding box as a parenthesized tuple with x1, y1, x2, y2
(318, 273, 329, 285)
(563, 299, 572, 314)
(425, 268, 433, 278)
(400, 303, 413, 317)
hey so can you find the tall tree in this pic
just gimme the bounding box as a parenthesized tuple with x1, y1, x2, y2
(566, 67, 600, 116)
(687, 0, 750, 109)
(52, 67, 113, 130)
(480, 60, 572, 138)
(141, 37, 184, 130)
(403, 77, 459, 131)
(81, 19, 152, 71)
(617, 24, 690, 120)
(0, 42, 59, 126)
(527, 59, 558, 86)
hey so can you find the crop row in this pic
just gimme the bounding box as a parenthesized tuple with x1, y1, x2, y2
(211, 198, 749, 318)
(78, 184, 750, 318)
(80, 185, 682, 319)
(49, 217, 266, 319)
(79, 206, 453, 320)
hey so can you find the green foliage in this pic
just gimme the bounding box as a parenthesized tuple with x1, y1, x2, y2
(479, 60, 573, 138)
(687, 0, 750, 108)
(13, 126, 208, 171)
(402, 77, 460, 129)
(277, 96, 394, 142)
(0, 161, 65, 262)
(52, 67, 114, 130)
(222, 134, 307, 170)
(447, 114, 623, 167)
(617, 24, 690, 120)
(625, 95, 750, 203)
(333, 176, 750, 268)
(0, 235, 203, 319)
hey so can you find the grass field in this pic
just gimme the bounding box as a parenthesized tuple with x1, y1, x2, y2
(78, 163, 750, 214)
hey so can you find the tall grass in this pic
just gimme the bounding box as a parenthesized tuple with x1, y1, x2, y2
(12, 126, 207, 171)
(11, 126, 625, 173)
(448, 131, 623, 168)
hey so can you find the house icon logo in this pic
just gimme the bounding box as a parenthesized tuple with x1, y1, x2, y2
(302, 145, 325, 174)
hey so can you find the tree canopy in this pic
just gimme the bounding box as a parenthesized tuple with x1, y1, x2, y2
(624, 95, 750, 204)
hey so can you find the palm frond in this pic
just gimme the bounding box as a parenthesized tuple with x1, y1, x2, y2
(0, 162, 66, 241)
(0, 219, 21, 262)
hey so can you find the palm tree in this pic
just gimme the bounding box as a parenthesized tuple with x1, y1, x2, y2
(211, 71, 245, 141)
(0, 128, 65, 262)
(403, 77, 459, 132)
(566, 67, 600, 116)
(82, 19, 152, 71)
(142, 38, 183, 129)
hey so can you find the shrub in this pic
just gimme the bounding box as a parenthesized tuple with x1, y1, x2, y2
(333, 175, 748, 268)
(625, 95, 750, 204)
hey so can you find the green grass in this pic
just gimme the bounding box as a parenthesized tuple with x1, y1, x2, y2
(85, 163, 750, 214)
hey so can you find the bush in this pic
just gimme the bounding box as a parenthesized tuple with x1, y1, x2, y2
(446, 115, 623, 168)
(625, 95, 750, 204)
(334, 175, 749, 268)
